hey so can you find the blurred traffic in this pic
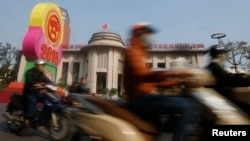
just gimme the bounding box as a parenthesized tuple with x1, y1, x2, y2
(1, 23, 250, 141)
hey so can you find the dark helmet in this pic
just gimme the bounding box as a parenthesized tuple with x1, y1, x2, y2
(209, 44, 228, 58)
(35, 59, 46, 65)
(131, 22, 157, 35)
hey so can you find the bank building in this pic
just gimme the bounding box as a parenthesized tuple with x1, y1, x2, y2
(17, 31, 207, 94)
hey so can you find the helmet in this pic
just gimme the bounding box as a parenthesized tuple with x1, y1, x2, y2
(131, 22, 157, 35)
(35, 59, 46, 65)
(209, 44, 228, 58)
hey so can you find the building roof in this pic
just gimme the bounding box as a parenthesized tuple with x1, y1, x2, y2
(80, 31, 126, 51)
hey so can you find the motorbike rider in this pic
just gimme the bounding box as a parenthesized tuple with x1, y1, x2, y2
(69, 78, 89, 94)
(206, 44, 250, 114)
(69, 81, 79, 93)
(23, 59, 54, 127)
(123, 22, 201, 141)
(77, 77, 89, 94)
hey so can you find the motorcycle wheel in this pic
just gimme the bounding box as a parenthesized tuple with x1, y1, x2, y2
(49, 112, 73, 141)
(7, 110, 24, 134)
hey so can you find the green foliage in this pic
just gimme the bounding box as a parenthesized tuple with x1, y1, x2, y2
(109, 88, 118, 96)
(99, 88, 109, 95)
(0, 42, 20, 90)
(224, 41, 249, 71)
(98, 88, 118, 97)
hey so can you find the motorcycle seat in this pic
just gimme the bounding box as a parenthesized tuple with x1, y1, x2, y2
(85, 96, 159, 135)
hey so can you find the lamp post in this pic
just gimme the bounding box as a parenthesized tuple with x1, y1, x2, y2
(211, 33, 226, 46)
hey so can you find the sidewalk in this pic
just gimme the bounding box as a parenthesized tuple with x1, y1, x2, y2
(0, 103, 7, 123)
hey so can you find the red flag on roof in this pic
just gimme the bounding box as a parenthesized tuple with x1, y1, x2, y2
(102, 24, 108, 30)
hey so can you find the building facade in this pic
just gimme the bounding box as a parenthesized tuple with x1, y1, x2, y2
(17, 31, 208, 94)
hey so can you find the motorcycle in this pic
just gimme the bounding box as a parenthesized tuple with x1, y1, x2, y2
(2, 84, 74, 141)
(66, 68, 250, 141)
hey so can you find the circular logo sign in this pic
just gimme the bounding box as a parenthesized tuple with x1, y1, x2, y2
(45, 10, 62, 47)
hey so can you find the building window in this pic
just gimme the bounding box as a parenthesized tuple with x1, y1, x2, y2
(96, 72, 107, 93)
(72, 62, 80, 82)
(61, 62, 69, 84)
(157, 63, 165, 68)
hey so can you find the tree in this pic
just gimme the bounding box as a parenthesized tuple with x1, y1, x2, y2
(224, 41, 250, 72)
(0, 42, 20, 90)
(242, 44, 250, 70)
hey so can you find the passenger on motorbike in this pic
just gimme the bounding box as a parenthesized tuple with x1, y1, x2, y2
(22, 59, 54, 127)
(123, 22, 201, 141)
(77, 77, 90, 94)
(69, 78, 89, 94)
(206, 44, 250, 114)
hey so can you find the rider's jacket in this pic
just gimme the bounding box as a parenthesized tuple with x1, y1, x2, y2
(77, 84, 89, 94)
(23, 67, 53, 95)
(123, 37, 182, 102)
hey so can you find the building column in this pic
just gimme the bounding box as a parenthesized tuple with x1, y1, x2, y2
(112, 48, 118, 89)
(87, 49, 97, 93)
(191, 54, 197, 67)
(56, 61, 63, 84)
(152, 53, 157, 68)
(67, 55, 73, 85)
(165, 55, 170, 69)
(79, 56, 84, 78)
(197, 53, 205, 67)
(107, 47, 114, 89)
(82, 56, 88, 78)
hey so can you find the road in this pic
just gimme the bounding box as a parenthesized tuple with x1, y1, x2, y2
(0, 103, 50, 141)
(0, 103, 171, 141)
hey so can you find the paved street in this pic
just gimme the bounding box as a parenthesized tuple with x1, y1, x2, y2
(0, 104, 49, 141)
(0, 103, 171, 141)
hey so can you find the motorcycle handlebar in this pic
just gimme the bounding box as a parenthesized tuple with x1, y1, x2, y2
(33, 83, 58, 91)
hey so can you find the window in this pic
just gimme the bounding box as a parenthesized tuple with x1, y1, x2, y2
(96, 72, 107, 92)
(61, 62, 69, 84)
(157, 63, 165, 68)
(72, 62, 80, 82)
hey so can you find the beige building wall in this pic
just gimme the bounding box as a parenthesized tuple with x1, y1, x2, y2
(17, 48, 207, 93)
(17, 32, 208, 94)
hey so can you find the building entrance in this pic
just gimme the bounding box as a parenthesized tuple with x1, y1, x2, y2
(96, 72, 107, 93)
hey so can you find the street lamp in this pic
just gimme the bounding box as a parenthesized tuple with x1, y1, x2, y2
(211, 33, 226, 46)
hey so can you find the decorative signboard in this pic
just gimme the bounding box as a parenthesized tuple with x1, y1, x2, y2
(149, 43, 205, 50)
(22, 3, 68, 81)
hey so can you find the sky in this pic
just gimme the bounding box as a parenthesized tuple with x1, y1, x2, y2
(1, 0, 250, 53)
